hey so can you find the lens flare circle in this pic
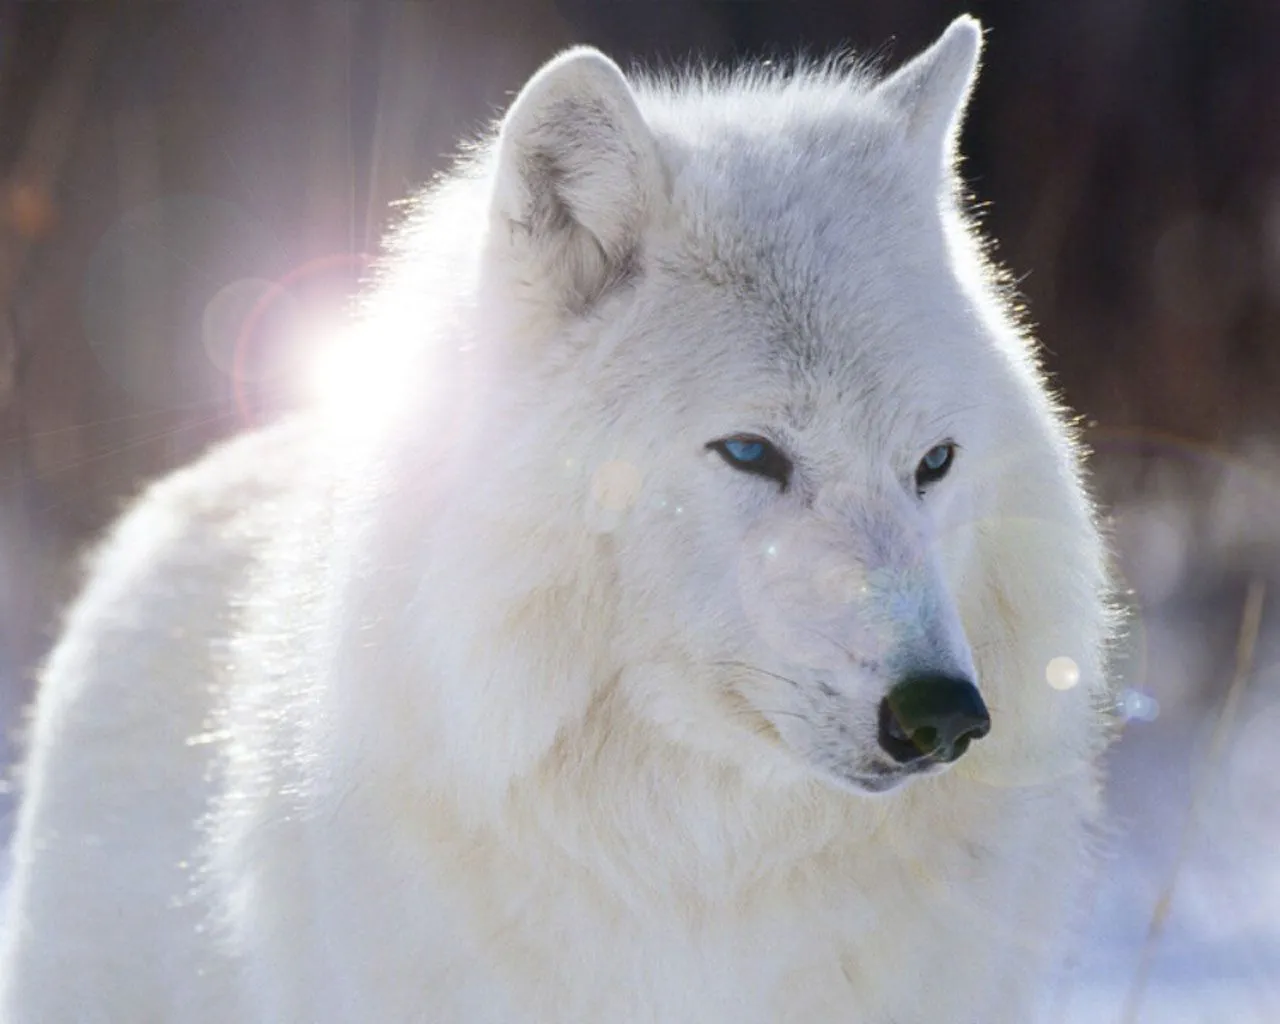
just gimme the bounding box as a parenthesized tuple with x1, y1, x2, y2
(1045, 655, 1080, 691)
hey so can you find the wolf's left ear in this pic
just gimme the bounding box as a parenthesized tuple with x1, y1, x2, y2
(873, 15, 983, 174)
(489, 48, 665, 314)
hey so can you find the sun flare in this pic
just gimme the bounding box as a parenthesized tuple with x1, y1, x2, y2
(304, 318, 425, 426)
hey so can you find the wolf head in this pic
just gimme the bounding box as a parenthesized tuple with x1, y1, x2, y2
(381, 17, 1109, 804)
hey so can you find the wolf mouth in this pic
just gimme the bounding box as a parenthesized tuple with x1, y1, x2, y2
(832, 758, 950, 795)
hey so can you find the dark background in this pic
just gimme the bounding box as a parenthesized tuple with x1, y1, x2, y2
(1, 4, 1278, 1015)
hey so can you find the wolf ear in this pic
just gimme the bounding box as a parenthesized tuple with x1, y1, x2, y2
(874, 15, 983, 173)
(489, 48, 664, 314)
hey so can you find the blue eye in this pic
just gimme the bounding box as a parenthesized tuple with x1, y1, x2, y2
(915, 442, 956, 491)
(922, 445, 951, 471)
(723, 439, 765, 463)
(707, 434, 792, 490)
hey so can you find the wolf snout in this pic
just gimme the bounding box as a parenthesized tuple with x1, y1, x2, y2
(877, 674, 990, 765)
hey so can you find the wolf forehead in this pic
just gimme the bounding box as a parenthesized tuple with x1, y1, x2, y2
(626, 88, 991, 441)
(651, 77, 933, 223)
(639, 74, 960, 302)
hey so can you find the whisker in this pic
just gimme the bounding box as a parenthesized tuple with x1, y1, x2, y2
(806, 628, 881, 673)
(709, 659, 804, 690)
(730, 705, 808, 723)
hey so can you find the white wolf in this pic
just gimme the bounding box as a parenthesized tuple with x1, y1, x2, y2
(0, 16, 1115, 1023)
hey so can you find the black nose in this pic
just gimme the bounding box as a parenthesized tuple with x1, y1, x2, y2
(878, 674, 991, 765)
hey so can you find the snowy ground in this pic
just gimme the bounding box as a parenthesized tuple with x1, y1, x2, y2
(0, 440, 1276, 1019)
(1045, 681, 1280, 1023)
(1045, 440, 1280, 1023)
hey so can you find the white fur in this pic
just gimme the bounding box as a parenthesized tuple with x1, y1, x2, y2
(0, 16, 1117, 1023)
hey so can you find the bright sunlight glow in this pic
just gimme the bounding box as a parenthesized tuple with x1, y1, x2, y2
(303, 316, 425, 428)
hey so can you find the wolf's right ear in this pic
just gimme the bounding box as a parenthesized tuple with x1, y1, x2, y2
(873, 16, 983, 178)
(489, 48, 664, 314)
